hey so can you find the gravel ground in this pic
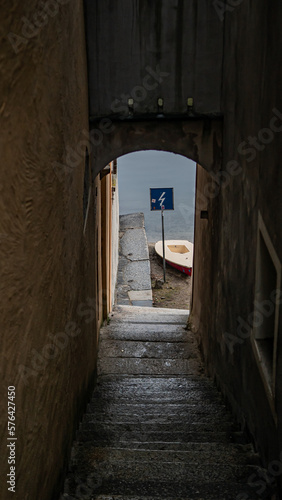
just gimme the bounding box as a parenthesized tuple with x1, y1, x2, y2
(148, 243, 192, 310)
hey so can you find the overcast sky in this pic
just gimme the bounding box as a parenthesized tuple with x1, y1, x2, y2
(118, 150, 196, 242)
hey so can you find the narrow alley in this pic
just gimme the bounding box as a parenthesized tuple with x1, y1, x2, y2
(61, 306, 275, 499)
(2, 2, 282, 499)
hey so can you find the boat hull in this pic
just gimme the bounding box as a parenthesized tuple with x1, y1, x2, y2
(155, 240, 193, 276)
(166, 259, 192, 276)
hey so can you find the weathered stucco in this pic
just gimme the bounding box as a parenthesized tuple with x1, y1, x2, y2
(0, 2, 100, 499)
(111, 173, 120, 307)
(192, 0, 282, 473)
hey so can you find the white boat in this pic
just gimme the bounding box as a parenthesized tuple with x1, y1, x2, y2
(155, 240, 194, 276)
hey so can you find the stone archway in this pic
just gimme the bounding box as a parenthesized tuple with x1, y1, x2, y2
(92, 117, 223, 333)
(90, 118, 222, 177)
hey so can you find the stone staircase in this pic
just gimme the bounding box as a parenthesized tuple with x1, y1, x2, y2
(61, 306, 277, 500)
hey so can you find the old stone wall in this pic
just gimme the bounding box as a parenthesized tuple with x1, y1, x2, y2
(192, 0, 282, 471)
(0, 1, 101, 499)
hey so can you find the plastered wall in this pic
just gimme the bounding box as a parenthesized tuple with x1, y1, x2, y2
(192, 0, 282, 473)
(0, 2, 101, 498)
(111, 173, 120, 307)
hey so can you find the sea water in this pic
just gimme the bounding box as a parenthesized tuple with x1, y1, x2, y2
(118, 151, 196, 243)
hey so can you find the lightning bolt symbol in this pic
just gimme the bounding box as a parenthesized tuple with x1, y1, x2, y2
(158, 191, 166, 208)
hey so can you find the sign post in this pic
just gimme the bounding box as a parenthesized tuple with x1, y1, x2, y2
(150, 188, 174, 283)
(161, 208, 166, 282)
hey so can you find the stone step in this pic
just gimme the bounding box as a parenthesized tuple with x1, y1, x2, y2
(62, 308, 275, 500)
(98, 340, 198, 359)
(71, 440, 255, 451)
(72, 440, 252, 452)
(100, 323, 190, 342)
(92, 396, 223, 407)
(90, 378, 223, 404)
(79, 420, 235, 435)
(76, 429, 234, 445)
(92, 375, 219, 392)
(76, 494, 273, 500)
(62, 490, 272, 500)
(98, 357, 202, 376)
(114, 305, 189, 316)
(109, 315, 189, 325)
(86, 401, 228, 418)
(67, 462, 263, 482)
(83, 410, 231, 425)
(70, 445, 260, 466)
(63, 474, 276, 499)
(110, 309, 189, 325)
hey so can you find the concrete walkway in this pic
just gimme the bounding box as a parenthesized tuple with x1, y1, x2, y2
(117, 213, 152, 307)
(61, 306, 276, 500)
